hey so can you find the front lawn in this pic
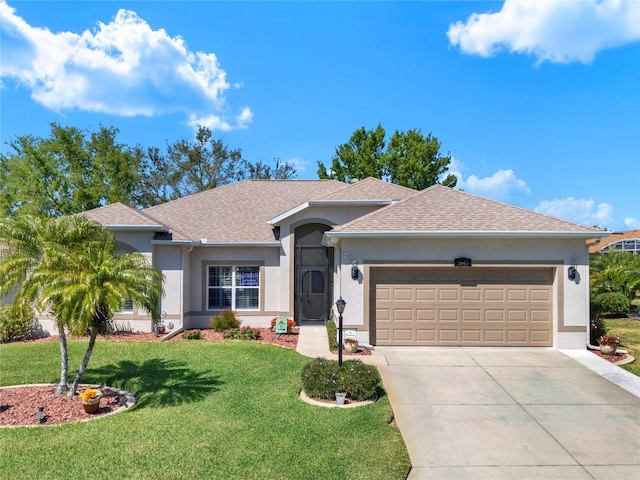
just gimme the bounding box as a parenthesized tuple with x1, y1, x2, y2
(604, 318, 640, 378)
(0, 340, 410, 479)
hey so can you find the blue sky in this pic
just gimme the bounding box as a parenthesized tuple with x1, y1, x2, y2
(1, 0, 639, 230)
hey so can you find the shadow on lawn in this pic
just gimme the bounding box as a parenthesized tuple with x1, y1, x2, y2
(85, 358, 221, 408)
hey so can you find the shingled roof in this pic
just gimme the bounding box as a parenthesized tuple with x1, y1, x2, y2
(83, 203, 166, 229)
(327, 185, 605, 238)
(142, 179, 347, 243)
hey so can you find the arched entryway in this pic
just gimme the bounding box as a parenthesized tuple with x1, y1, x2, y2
(294, 223, 333, 325)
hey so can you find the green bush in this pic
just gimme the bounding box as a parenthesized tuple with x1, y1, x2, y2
(210, 309, 240, 331)
(592, 292, 630, 317)
(326, 320, 338, 351)
(0, 303, 37, 343)
(301, 358, 381, 401)
(182, 330, 203, 340)
(590, 317, 607, 345)
(224, 326, 259, 340)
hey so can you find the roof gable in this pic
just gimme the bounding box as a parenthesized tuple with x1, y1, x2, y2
(316, 177, 417, 201)
(82, 203, 166, 229)
(330, 185, 604, 237)
(143, 179, 346, 243)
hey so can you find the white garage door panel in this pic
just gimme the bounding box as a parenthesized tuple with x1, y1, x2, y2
(372, 267, 553, 347)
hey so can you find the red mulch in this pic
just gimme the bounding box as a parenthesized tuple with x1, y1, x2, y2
(330, 348, 372, 356)
(0, 385, 126, 427)
(1, 328, 299, 427)
(590, 349, 630, 363)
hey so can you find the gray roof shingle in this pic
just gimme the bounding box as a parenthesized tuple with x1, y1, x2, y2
(143, 179, 347, 243)
(330, 184, 604, 236)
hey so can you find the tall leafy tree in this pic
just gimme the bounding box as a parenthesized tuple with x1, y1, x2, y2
(0, 123, 143, 218)
(317, 124, 457, 190)
(241, 157, 297, 180)
(138, 126, 297, 206)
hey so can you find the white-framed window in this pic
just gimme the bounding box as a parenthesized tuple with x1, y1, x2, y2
(121, 301, 134, 313)
(207, 266, 260, 310)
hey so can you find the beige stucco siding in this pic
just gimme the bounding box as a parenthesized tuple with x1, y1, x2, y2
(334, 236, 590, 349)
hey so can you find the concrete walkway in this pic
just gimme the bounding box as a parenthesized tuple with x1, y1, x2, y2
(296, 327, 640, 479)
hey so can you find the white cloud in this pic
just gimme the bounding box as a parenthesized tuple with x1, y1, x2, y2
(624, 217, 640, 229)
(535, 197, 614, 227)
(449, 157, 530, 202)
(287, 157, 309, 174)
(447, 0, 640, 64)
(0, 1, 250, 130)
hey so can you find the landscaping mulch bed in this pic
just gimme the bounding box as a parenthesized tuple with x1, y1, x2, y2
(0, 385, 124, 427)
(590, 349, 630, 364)
(1, 328, 299, 427)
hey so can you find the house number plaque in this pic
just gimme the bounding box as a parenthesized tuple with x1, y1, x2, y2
(454, 257, 472, 267)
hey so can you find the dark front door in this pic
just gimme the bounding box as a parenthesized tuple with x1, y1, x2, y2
(294, 223, 333, 325)
(298, 268, 327, 322)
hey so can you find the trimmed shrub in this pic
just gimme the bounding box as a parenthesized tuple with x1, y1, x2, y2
(326, 320, 338, 351)
(301, 358, 381, 401)
(210, 309, 240, 331)
(0, 303, 37, 343)
(182, 330, 203, 340)
(224, 326, 259, 340)
(592, 292, 630, 318)
(590, 317, 607, 346)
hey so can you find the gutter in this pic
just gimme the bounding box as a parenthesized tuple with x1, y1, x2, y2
(323, 230, 608, 245)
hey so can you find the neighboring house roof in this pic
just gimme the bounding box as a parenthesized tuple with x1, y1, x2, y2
(589, 229, 640, 254)
(325, 184, 606, 240)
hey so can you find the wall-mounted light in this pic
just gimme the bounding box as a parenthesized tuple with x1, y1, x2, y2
(568, 265, 577, 281)
(351, 261, 359, 280)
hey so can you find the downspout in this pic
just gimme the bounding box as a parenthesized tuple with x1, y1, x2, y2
(585, 238, 600, 350)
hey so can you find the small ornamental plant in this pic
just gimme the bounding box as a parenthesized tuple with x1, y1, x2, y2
(344, 338, 358, 345)
(79, 388, 102, 402)
(598, 335, 620, 347)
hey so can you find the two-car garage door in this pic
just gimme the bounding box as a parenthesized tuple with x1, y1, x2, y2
(371, 267, 553, 346)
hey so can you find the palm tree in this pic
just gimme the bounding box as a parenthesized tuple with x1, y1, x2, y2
(0, 215, 94, 394)
(40, 232, 163, 395)
(590, 250, 640, 301)
(0, 215, 163, 396)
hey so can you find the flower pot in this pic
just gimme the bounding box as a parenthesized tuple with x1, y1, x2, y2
(344, 342, 358, 354)
(600, 344, 617, 355)
(81, 395, 102, 414)
(335, 393, 346, 405)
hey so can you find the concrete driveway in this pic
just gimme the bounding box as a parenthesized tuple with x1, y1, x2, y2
(375, 347, 640, 479)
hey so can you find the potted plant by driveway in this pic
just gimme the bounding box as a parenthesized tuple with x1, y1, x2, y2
(79, 388, 102, 414)
(343, 338, 359, 354)
(598, 335, 620, 355)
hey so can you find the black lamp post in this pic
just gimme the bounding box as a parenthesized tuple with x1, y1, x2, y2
(336, 297, 346, 366)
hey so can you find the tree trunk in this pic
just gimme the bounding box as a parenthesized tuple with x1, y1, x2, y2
(69, 326, 98, 397)
(56, 324, 68, 396)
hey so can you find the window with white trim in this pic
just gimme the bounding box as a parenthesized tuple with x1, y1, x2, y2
(121, 301, 134, 313)
(207, 266, 260, 310)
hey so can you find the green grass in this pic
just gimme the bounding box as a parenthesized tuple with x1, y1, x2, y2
(0, 340, 410, 479)
(605, 318, 640, 377)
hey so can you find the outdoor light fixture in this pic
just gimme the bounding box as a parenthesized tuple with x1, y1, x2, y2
(568, 265, 577, 281)
(34, 406, 44, 424)
(351, 261, 359, 281)
(336, 297, 346, 366)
